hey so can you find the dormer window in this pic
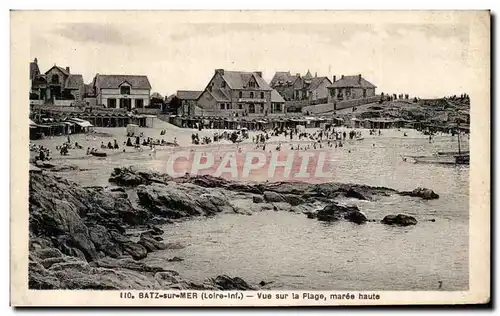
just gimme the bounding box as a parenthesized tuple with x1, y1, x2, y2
(51, 74, 59, 84)
(120, 86, 131, 95)
(222, 81, 226, 88)
(249, 81, 255, 88)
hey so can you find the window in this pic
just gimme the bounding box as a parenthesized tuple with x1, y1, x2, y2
(51, 74, 59, 84)
(250, 92, 254, 98)
(135, 99, 144, 108)
(107, 98, 117, 108)
(239, 91, 242, 98)
(249, 104, 255, 113)
(238, 104, 243, 110)
(249, 81, 255, 88)
(120, 86, 131, 95)
(227, 103, 232, 110)
(363, 89, 367, 98)
(260, 92, 264, 99)
(220, 103, 225, 110)
(275, 103, 282, 112)
(222, 81, 226, 88)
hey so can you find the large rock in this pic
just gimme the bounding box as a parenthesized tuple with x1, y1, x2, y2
(88, 225, 122, 258)
(381, 214, 418, 226)
(400, 187, 439, 200)
(206, 275, 255, 290)
(315, 203, 368, 224)
(136, 182, 236, 219)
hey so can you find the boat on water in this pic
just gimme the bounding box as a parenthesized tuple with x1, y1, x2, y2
(406, 121, 469, 165)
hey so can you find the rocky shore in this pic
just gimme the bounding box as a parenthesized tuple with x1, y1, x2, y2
(29, 166, 438, 290)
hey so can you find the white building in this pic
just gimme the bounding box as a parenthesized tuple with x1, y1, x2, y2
(90, 74, 152, 110)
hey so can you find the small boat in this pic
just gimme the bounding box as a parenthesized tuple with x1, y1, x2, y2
(437, 150, 470, 156)
(91, 151, 107, 157)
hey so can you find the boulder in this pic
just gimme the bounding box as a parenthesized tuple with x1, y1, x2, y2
(263, 191, 286, 203)
(400, 187, 439, 200)
(316, 203, 367, 224)
(344, 188, 368, 200)
(381, 214, 418, 226)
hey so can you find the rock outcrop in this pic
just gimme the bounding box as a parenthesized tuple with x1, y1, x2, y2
(29, 168, 436, 290)
(381, 214, 418, 226)
(309, 203, 368, 224)
(400, 187, 439, 200)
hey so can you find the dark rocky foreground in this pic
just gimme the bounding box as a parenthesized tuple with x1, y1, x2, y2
(29, 166, 437, 290)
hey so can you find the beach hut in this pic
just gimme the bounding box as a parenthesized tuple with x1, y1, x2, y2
(126, 124, 139, 136)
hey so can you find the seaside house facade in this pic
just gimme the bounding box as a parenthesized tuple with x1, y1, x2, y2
(327, 74, 377, 103)
(30, 58, 85, 105)
(90, 74, 152, 110)
(270, 70, 332, 102)
(196, 69, 273, 117)
(177, 90, 203, 116)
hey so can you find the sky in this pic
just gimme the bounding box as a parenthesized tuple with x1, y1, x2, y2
(30, 19, 472, 98)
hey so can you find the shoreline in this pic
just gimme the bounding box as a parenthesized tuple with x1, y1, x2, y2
(29, 166, 441, 290)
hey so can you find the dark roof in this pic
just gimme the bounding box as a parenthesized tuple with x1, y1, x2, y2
(30, 62, 40, 80)
(209, 89, 230, 102)
(177, 90, 203, 100)
(307, 77, 332, 91)
(31, 75, 47, 89)
(270, 71, 299, 86)
(94, 75, 152, 90)
(65, 74, 84, 89)
(221, 71, 271, 91)
(45, 65, 70, 76)
(329, 75, 377, 89)
(271, 89, 285, 103)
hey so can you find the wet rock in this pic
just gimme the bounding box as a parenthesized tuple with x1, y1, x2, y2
(109, 167, 148, 186)
(344, 209, 368, 224)
(252, 195, 264, 203)
(264, 191, 286, 203)
(138, 236, 167, 252)
(88, 225, 122, 258)
(153, 236, 163, 242)
(167, 256, 184, 262)
(164, 242, 185, 250)
(207, 275, 255, 290)
(93, 257, 166, 273)
(304, 211, 317, 219)
(155, 271, 180, 287)
(122, 242, 148, 260)
(381, 214, 418, 226)
(400, 187, 439, 200)
(316, 203, 367, 224)
(344, 188, 368, 200)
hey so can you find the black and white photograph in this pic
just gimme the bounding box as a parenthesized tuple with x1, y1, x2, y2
(10, 10, 490, 306)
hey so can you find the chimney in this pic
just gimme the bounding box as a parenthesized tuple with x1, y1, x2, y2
(215, 69, 224, 75)
(333, 75, 336, 83)
(34, 58, 38, 64)
(358, 74, 362, 83)
(66, 67, 70, 73)
(255, 71, 262, 77)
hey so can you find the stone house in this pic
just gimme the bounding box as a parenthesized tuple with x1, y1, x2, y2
(196, 69, 273, 117)
(30, 58, 85, 104)
(177, 90, 203, 116)
(327, 74, 377, 103)
(270, 70, 331, 102)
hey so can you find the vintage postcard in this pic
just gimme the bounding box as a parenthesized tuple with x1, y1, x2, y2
(11, 10, 490, 306)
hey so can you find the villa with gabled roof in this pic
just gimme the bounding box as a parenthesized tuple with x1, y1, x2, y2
(197, 69, 283, 117)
